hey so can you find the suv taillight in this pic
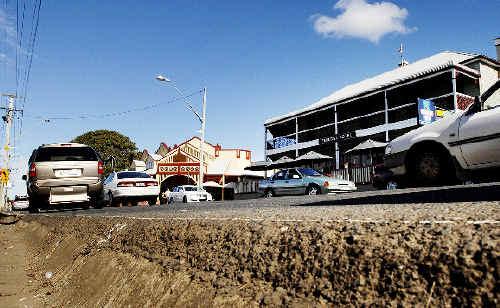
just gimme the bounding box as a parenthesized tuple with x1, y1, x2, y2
(98, 161, 104, 175)
(29, 163, 36, 178)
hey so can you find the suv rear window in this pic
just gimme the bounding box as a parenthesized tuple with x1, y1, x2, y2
(35, 147, 98, 162)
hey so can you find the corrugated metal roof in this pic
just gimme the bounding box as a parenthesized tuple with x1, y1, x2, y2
(265, 51, 479, 125)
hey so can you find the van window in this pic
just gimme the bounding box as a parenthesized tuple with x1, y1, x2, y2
(35, 147, 98, 162)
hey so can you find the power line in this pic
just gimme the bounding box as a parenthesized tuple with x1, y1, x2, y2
(24, 89, 203, 122)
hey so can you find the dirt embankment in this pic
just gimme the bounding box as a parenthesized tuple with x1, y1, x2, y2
(6, 215, 500, 307)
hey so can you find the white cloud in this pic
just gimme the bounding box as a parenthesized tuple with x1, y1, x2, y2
(311, 0, 416, 43)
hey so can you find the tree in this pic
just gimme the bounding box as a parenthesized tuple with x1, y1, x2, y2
(72, 130, 138, 175)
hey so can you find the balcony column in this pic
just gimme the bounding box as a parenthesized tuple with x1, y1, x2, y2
(295, 117, 299, 158)
(264, 127, 268, 178)
(384, 90, 389, 142)
(334, 105, 339, 169)
(451, 68, 458, 110)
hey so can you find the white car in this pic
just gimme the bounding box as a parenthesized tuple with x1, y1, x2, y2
(168, 185, 213, 203)
(384, 80, 500, 186)
(103, 171, 160, 206)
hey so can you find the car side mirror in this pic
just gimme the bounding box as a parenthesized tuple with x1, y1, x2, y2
(22, 175, 27, 181)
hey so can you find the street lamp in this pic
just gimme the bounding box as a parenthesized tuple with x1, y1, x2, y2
(156, 75, 207, 190)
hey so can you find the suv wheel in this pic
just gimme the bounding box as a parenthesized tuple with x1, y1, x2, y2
(28, 197, 40, 213)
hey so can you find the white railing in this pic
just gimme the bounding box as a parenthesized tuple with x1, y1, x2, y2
(330, 166, 374, 184)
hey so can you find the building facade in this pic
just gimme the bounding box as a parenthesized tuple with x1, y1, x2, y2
(264, 51, 500, 175)
(141, 137, 262, 197)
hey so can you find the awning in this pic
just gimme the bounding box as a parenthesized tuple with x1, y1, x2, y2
(244, 160, 271, 171)
(203, 181, 222, 188)
(295, 151, 332, 162)
(269, 156, 295, 168)
(345, 139, 387, 154)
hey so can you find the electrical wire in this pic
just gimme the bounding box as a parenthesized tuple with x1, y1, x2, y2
(24, 89, 203, 122)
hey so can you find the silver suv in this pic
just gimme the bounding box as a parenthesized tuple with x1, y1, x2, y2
(23, 143, 105, 212)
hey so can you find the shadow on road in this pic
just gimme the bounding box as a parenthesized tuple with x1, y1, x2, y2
(297, 182, 500, 206)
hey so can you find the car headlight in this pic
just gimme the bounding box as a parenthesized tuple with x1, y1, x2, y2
(385, 144, 392, 155)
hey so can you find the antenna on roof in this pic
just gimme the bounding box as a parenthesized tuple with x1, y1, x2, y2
(398, 43, 409, 67)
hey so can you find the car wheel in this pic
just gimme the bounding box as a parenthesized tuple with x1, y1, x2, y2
(415, 152, 443, 185)
(306, 185, 320, 195)
(183, 196, 187, 203)
(109, 192, 118, 207)
(148, 198, 157, 206)
(264, 189, 274, 198)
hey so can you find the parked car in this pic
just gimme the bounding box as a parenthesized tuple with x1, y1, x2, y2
(168, 185, 213, 203)
(23, 143, 105, 212)
(384, 80, 500, 186)
(258, 167, 357, 197)
(12, 195, 29, 210)
(103, 171, 160, 206)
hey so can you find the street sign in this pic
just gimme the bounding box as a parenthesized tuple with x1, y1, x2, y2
(0, 168, 9, 184)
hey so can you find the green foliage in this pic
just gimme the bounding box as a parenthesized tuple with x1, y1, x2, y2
(72, 130, 138, 175)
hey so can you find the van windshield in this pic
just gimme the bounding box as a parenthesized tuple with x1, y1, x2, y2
(35, 147, 98, 162)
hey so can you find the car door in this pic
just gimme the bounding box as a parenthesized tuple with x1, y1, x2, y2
(285, 169, 305, 195)
(270, 170, 287, 195)
(457, 87, 500, 168)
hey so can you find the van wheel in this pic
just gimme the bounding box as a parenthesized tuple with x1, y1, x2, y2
(306, 184, 320, 195)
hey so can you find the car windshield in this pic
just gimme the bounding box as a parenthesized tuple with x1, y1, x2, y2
(117, 172, 150, 179)
(35, 147, 98, 162)
(184, 186, 198, 191)
(297, 168, 323, 177)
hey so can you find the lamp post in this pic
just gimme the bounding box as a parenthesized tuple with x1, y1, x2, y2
(156, 75, 207, 190)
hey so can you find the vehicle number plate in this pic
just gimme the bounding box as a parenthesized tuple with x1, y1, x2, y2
(55, 169, 81, 177)
(136, 182, 146, 187)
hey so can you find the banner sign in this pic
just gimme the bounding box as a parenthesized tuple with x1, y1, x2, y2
(273, 136, 296, 149)
(319, 131, 356, 145)
(158, 163, 200, 175)
(418, 98, 436, 125)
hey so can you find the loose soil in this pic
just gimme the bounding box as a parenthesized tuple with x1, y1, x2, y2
(1, 213, 498, 307)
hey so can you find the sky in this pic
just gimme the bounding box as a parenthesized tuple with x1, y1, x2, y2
(0, 0, 499, 196)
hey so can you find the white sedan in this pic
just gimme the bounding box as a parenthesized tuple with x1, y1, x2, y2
(168, 185, 213, 203)
(103, 171, 160, 206)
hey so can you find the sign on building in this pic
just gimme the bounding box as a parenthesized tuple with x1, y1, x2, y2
(273, 136, 296, 149)
(418, 98, 436, 125)
(319, 132, 356, 145)
(157, 163, 200, 175)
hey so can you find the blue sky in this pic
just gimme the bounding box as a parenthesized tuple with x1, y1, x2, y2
(1, 0, 499, 196)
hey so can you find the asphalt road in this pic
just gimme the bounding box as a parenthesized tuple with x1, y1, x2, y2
(22, 182, 500, 223)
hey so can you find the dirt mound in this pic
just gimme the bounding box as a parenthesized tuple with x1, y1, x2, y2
(13, 216, 500, 306)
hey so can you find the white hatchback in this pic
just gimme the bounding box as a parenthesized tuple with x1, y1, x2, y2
(168, 185, 213, 203)
(103, 171, 160, 206)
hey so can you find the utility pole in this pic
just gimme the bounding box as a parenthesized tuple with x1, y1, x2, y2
(199, 87, 207, 190)
(0, 94, 16, 211)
